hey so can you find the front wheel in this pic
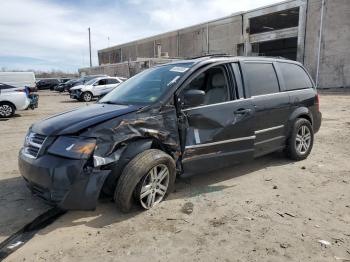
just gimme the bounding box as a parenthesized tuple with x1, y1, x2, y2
(114, 149, 176, 212)
(81, 92, 93, 102)
(286, 118, 314, 161)
(0, 102, 15, 118)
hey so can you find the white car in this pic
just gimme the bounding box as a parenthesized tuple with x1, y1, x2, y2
(0, 83, 31, 117)
(69, 76, 124, 102)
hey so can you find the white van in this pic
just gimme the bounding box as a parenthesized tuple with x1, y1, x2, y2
(0, 72, 36, 89)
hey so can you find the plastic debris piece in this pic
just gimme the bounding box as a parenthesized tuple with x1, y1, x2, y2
(334, 256, 350, 261)
(318, 239, 331, 247)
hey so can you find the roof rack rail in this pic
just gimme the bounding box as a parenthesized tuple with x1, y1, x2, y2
(259, 55, 291, 60)
(187, 53, 233, 60)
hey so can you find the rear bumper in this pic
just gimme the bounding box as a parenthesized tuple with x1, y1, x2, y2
(313, 111, 322, 134)
(18, 149, 110, 210)
(17, 97, 31, 111)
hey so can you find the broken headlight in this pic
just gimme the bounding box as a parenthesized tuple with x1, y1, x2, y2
(48, 136, 96, 160)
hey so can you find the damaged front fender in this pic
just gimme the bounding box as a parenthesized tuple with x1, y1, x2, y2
(86, 105, 181, 166)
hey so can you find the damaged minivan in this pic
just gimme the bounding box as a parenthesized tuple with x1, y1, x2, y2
(19, 56, 322, 212)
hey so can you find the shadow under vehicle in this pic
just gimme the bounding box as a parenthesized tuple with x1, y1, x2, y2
(18, 56, 322, 212)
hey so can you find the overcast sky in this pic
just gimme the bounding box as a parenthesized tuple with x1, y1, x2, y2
(0, 0, 282, 72)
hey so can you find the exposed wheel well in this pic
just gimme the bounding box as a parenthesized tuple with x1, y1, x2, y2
(101, 138, 176, 196)
(297, 114, 312, 126)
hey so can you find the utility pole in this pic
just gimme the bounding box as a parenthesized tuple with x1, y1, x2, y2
(108, 36, 111, 64)
(88, 27, 92, 67)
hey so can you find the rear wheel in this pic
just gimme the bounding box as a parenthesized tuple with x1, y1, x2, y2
(0, 102, 15, 118)
(81, 92, 93, 102)
(114, 149, 176, 212)
(286, 118, 314, 160)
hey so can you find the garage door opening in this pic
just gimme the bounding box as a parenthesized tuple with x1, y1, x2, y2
(251, 37, 298, 60)
(249, 8, 300, 34)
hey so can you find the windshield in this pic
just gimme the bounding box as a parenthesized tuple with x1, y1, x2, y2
(65, 79, 75, 84)
(99, 63, 193, 105)
(85, 78, 98, 85)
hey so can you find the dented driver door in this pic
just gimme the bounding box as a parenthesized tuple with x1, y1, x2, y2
(179, 64, 256, 174)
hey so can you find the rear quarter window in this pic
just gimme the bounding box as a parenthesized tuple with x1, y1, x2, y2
(107, 79, 118, 84)
(244, 63, 280, 96)
(278, 62, 313, 90)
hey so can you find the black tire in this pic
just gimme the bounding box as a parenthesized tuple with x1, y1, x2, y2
(81, 91, 93, 102)
(0, 102, 15, 118)
(286, 118, 314, 161)
(114, 149, 176, 212)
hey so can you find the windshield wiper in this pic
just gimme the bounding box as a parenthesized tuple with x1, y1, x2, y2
(99, 101, 129, 106)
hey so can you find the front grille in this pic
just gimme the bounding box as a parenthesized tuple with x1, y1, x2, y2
(23, 132, 47, 158)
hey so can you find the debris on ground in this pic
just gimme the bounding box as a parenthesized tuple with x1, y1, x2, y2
(318, 240, 331, 247)
(181, 202, 194, 215)
(273, 185, 278, 189)
(209, 217, 226, 227)
(334, 256, 350, 261)
(280, 243, 291, 249)
(166, 218, 189, 223)
(284, 212, 296, 218)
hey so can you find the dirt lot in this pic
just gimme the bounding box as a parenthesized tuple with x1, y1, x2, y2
(0, 91, 349, 262)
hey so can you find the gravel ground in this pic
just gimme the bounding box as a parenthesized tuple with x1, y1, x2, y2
(0, 91, 349, 262)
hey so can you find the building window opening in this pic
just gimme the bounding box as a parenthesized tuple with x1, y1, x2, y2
(249, 7, 299, 34)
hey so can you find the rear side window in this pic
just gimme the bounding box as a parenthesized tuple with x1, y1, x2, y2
(245, 63, 279, 96)
(278, 63, 313, 90)
(107, 79, 118, 84)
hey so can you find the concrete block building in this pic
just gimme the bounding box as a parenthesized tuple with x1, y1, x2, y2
(79, 0, 350, 89)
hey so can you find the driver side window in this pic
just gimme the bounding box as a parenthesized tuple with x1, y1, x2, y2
(183, 66, 230, 107)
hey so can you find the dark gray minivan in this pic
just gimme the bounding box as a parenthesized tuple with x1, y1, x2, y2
(19, 56, 321, 212)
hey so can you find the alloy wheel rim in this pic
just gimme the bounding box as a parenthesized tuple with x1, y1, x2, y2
(0, 105, 12, 117)
(295, 125, 311, 154)
(84, 93, 92, 101)
(139, 164, 169, 209)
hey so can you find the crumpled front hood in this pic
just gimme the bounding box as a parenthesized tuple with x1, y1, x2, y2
(70, 85, 85, 91)
(32, 103, 140, 136)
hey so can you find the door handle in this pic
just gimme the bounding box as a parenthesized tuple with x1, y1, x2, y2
(234, 108, 251, 115)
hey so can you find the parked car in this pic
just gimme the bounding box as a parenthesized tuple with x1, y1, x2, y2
(70, 76, 124, 102)
(71, 75, 107, 88)
(54, 79, 76, 92)
(18, 56, 321, 212)
(60, 78, 71, 83)
(0, 83, 38, 117)
(36, 78, 60, 90)
(0, 72, 36, 91)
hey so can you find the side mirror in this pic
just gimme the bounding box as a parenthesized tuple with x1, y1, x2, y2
(183, 89, 205, 108)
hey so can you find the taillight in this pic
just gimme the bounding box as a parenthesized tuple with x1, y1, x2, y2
(315, 94, 320, 112)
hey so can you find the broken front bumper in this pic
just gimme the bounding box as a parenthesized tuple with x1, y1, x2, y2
(18, 149, 110, 210)
(70, 90, 82, 100)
